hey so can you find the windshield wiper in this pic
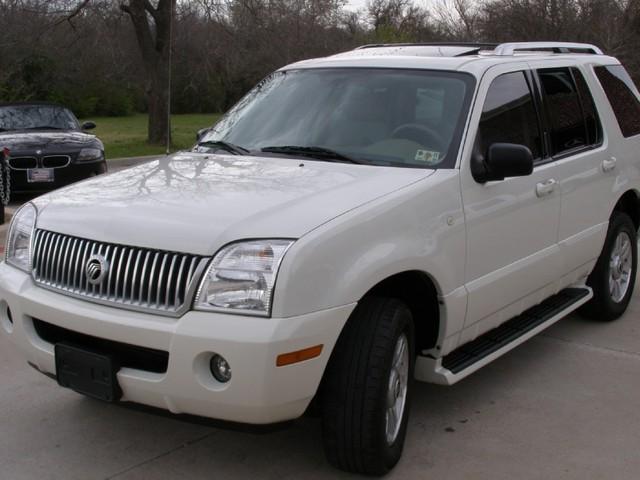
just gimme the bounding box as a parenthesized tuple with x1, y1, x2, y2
(197, 140, 250, 155)
(260, 145, 362, 164)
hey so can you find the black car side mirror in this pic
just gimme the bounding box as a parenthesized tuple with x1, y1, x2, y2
(471, 143, 534, 183)
(82, 121, 96, 131)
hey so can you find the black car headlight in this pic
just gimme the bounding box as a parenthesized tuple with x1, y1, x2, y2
(77, 148, 104, 163)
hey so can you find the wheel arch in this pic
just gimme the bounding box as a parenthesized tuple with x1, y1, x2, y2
(310, 270, 441, 416)
(364, 270, 441, 353)
(612, 189, 640, 229)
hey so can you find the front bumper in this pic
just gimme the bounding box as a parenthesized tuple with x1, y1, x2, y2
(10, 160, 107, 194)
(0, 262, 354, 424)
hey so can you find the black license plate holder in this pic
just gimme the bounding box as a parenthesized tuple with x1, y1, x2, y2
(55, 343, 122, 402)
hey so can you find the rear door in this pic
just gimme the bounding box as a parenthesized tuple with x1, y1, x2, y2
(529, 61, 615, 283)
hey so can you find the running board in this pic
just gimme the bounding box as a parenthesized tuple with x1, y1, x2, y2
(416, 287, 592, 385)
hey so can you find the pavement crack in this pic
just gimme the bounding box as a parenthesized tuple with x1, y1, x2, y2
(539, 333, 640, 360)
(104, 431, 215, 480)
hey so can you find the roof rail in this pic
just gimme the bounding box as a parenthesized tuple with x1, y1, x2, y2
(356, 42, 498, 50)
(493, 42, 603, 56)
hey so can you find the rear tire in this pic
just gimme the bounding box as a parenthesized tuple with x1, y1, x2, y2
(581, 211, 637, 321)
(321, 297, 414, 475)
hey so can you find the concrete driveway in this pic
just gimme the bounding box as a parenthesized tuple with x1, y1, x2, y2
(0, 161, 639, 479)
(2, 292, 639, 480)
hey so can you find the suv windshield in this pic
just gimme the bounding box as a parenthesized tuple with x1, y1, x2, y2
(0, 104, 79, 132)
(198, 68, 475, 168)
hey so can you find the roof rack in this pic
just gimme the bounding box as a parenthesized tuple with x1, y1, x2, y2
(493, 42, 603, 55)
(355, 42, 498, 50)
(351, 41, 603, 57)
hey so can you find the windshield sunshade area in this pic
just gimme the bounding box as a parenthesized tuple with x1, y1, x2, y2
(0, 105, 79, 132)
(198, 68, 475, 168)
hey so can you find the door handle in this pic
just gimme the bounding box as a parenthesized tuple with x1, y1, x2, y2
(602, 157, 617, 172)
(536, 179, 557, 197)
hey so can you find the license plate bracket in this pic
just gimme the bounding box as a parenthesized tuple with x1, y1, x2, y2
(27, 168, 55, 183)
(55, 343, 122, 402)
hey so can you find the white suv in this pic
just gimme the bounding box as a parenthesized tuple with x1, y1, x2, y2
(1, 42, 639, 475)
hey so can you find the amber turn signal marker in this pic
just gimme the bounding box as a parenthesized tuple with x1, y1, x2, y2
(276, 344, 323, 367)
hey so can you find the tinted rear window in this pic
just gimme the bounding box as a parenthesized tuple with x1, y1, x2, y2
(571, 67, 602, 146)
(594, 65, 640, 138)
(538, 68, 587, 155)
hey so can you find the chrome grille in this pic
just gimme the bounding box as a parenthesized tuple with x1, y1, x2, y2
(31, 229, 206, 316)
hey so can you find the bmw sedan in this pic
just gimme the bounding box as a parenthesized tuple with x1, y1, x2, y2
(0, 102, 107, 197)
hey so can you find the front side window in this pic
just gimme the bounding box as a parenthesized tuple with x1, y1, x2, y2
(0, 105, 79, 132)
(594, 65, 640, 138)
(476, 71, 542, 160)
(199, 68, 475, 168)
(538, 68, 587, 155)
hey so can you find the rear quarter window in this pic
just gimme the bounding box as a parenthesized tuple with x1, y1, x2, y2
(594, 65, 640, 138)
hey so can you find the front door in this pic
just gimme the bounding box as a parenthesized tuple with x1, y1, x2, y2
(459, 65, 562, 342)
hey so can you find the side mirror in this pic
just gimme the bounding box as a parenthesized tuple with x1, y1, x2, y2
(196, 128, 209, 142)
(82, 121, 96, 131)
(471, 143, 534, 183)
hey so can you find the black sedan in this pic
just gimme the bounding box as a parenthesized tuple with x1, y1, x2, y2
(0, 102, 107, 197)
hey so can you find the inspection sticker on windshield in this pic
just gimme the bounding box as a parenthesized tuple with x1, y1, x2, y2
(415, 150, 440, 165)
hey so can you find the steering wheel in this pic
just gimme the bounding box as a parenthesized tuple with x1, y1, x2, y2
(391, 123, 445, 153)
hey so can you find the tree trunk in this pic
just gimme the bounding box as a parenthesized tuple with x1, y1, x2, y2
(121, 0, 174, 146)
(147, 67, 170, 145)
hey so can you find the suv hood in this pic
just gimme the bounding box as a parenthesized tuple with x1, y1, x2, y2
(34, 153, 433, 255)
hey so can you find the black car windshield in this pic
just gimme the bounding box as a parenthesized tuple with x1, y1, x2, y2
(198, 68, 475, 168)
(0, 105, 79, 132)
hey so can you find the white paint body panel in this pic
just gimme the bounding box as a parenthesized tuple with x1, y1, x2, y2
(2, 47, 640, 422)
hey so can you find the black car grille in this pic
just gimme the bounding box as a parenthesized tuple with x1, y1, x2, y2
(8, 156, 38, 169)
(8, 155, 71, 169)
(42, 155, 71, 168)
(31, 229, 207, 316)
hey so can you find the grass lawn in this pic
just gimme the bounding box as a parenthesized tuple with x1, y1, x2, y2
(83, 113, 221, 159)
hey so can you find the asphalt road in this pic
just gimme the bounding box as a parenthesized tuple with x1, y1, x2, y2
(1, 159, 639, 479)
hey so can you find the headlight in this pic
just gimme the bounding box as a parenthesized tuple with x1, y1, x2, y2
(5, 203, 37, 272)
(195, 240, 294, 316)
(77, 148, 103, 163)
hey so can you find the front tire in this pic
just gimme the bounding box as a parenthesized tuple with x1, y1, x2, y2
(582, 211, 637, 321)
(321, 297, 414, 475)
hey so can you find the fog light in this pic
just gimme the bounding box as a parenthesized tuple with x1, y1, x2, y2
(210, 354, 231, 383)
